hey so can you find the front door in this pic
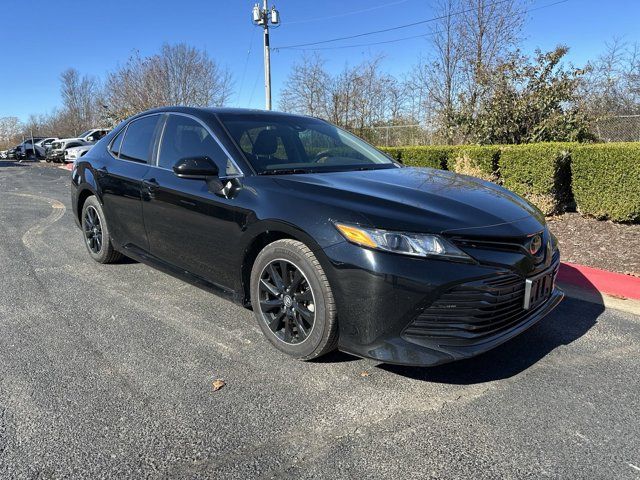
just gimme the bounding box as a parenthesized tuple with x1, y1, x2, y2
(141, 114, 244, 289)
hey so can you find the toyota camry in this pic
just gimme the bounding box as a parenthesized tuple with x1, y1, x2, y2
(71, 107, 563, 366)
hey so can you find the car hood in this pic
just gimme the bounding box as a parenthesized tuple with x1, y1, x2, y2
(56, 137, 86, 145)
(273, 167, 546, 236)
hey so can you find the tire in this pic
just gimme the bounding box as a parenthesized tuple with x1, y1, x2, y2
(45, 157, 51, 163)
(250, 239, 338, 360)
(80, 196, 123, 264)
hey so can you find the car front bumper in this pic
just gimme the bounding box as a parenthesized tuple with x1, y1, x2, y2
(321, 241, 563, 366)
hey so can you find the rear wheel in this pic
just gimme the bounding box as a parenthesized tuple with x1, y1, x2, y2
(250, 239, 338, 360)
(81, 196, 123, 264)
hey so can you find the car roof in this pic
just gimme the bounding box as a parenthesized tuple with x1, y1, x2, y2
(135, 106, 317, 121)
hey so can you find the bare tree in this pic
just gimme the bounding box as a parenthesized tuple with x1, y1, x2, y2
(0, 116, 23, 149)
(105, 43, 233, 123)
(60, 68, 102, 135)
(410, 0, 464, 143)
(580, 38, 640, 117)
(457, 0, 525, 125)
(278, 53, 331, 117)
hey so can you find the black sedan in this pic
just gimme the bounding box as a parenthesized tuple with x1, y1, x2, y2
(71, 107, 563, 366)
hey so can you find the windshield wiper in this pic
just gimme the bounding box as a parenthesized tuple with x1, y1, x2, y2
(259, 168, 313, 175)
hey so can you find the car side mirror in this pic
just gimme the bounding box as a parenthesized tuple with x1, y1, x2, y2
(173, 156, 219, 179)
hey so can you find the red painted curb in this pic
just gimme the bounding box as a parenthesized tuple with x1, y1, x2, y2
(558, 262, 640, 300)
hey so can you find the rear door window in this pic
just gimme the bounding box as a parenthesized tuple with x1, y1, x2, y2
(119, 115, 161, 163)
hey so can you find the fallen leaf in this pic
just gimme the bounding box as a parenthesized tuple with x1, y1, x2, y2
(359, 371, 370, 377)
(212, 379, 226, 391)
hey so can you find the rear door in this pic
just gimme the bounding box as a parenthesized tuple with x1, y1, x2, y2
(99, 114, 163, 252)
(141, 113, 244, 288)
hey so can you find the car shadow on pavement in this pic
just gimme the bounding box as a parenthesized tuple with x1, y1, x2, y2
(378, 268, 604, 384)
(0, 160, 31, 167)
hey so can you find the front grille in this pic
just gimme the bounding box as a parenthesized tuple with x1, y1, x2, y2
(404, 261, 559, 343)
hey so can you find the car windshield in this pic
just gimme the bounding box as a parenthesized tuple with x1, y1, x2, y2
(77, 130, 92, 138)
(218, 114, 397, 174)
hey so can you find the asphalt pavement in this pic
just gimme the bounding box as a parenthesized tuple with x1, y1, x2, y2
(0, 161, 639, 479)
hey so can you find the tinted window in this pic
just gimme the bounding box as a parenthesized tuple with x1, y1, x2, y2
(119, 116, 160, 163)
(158, 115, 239, 175)
(109, 129, 125, 157)
(219, 114, 394, 174)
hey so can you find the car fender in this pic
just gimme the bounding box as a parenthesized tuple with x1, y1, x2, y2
(72, 163, 102, 226)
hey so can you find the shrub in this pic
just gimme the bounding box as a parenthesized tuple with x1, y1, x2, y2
(499, 143, 574, 215)
(447, 146, 500, 182)
(572, 143, 640, 222)
(377, 146, 453, 169)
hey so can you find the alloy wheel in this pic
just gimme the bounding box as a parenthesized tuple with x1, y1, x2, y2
(258, 259, 316, 344)
(83, 206, 103, 254)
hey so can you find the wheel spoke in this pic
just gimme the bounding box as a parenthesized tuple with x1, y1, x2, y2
(295, 304, 313, 321)
(295, 288, 312, 302)
(293, 315, 308, 339)
(290, 270, 303, 291)
(268, 311, 285, 332)
(283, 319, 294, 342)
(260, 278, 280, 296)
(268, 264, 285, 291)
(260, 298, 283, 311)
(279, 261, 290, 287)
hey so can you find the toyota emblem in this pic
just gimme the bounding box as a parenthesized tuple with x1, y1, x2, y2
(529, 234, 543, 255)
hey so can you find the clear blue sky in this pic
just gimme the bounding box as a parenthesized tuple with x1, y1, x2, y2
(1, 0, 638, 122)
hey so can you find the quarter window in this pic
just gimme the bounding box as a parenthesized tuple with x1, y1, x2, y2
(109, 129, 125, 157)
(119, 115, 160, 163)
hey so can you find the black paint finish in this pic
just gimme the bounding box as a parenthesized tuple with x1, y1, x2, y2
(71, 106, 563, 366)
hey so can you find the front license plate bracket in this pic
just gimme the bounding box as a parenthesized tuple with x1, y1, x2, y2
(524, 273, 553, 310)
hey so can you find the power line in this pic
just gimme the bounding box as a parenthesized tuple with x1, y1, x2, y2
(274, 0, 513, 50)
(275, 0, 569, 52)
(285, 0, 414, 25)
(283, 32, 434, 52)
(237, 27, 257, 103)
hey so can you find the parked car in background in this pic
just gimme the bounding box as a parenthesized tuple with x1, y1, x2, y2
(48, 129, 109, 162)
(16, 138, 47, 160)
(71, 106, 562, 366)
(64, 144, 93, 162)
(6, 146, 19, 159)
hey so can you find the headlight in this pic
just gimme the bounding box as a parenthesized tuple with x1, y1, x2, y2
(334, 223, 472, 260)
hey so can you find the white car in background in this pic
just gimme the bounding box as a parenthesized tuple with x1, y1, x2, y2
(49, 128, 109, 162)
(64, 144, 93, 163)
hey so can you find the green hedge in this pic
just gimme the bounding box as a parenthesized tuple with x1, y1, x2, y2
(572, 143, 640, 222)
(499, 143, 573, 215)
(376, 142, 639, 222)
(447, 146, 500, 182)
(378, 146, 453, 169)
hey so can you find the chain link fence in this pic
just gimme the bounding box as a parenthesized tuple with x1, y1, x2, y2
(356, 115, 640, 147)
(352, 125, 436, 147)
(592, 115, 640, 143)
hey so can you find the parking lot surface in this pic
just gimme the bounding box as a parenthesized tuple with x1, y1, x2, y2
(1, 161, 639, 479)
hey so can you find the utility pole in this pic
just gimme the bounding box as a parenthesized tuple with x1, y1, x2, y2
(252, 1, 280, 110)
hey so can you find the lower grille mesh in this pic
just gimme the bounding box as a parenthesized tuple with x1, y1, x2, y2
(404, 263, 559, 343)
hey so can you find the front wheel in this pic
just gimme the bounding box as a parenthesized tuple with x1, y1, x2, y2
(250, 239, 338, 360)
(81, 196, 123, 264)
